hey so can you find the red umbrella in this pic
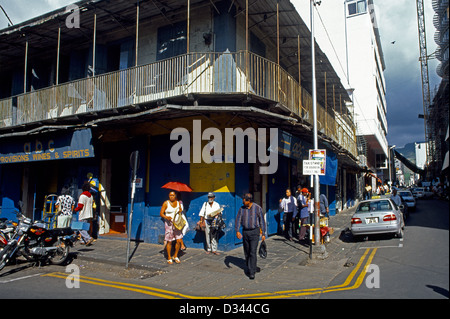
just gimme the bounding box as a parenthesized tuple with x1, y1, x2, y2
(161, 182, 193, 192)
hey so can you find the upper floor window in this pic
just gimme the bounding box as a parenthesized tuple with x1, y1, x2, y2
(348, 0, 367, 16)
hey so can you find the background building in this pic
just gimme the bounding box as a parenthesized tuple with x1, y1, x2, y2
(429, 0, 449, 180)
(293, 0, 389, 196)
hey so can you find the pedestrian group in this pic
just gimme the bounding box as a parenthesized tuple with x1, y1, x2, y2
(52, 182, 329, 280)
(55, 181, 96, 247)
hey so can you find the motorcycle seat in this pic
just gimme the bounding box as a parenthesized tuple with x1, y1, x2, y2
(48, 227, 74, 237)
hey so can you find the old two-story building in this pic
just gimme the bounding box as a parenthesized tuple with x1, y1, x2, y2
(0, 0, 359, 251)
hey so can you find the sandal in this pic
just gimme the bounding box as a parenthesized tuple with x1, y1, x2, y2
(173, 257, 181, 264)
(167, 259, 173, 265)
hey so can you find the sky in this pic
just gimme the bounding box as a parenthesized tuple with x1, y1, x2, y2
(0, 0, 442, 149)
(375, 0, 441, 149)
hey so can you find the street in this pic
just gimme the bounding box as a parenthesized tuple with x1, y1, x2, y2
(323, 198, 449, 299)
(0, 199, 448, 300)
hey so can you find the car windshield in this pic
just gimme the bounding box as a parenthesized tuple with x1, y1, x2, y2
(399, 192, 411, 197)
(357, 200, 393, 213)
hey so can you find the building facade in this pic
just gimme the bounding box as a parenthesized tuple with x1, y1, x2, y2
(0, 0, 358, 251)
(429, 0, 449, 179)
(293, 0, 389, 193)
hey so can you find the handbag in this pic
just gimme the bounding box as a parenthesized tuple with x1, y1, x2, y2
(195, 202, 209, 231)
(195, 220, 206, 231)
(212, 214, 226, 231)
(258, 240, 267, 259)
(172, 205, 186, 231)
(173, 211, 186, 231)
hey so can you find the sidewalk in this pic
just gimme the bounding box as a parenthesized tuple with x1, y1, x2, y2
(72, 205, 359, 298)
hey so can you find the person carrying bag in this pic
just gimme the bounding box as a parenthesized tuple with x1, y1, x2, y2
(198, 192, 222, 255)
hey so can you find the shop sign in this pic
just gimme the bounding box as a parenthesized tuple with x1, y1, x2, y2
(0, 129, 95, 164)
(271, 130, 305, 161)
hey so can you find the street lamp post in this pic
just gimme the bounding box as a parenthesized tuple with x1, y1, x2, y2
(310, 0, 325, 257)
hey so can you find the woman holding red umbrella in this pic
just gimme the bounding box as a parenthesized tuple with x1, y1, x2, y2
(160, 191, 184, 264)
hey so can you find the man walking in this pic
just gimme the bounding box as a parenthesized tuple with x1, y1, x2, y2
(74, 183, 94, 246)
(319, 193, 329, 218)
(235, 193, 266, 280)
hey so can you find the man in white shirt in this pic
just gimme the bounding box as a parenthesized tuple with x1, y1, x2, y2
(199, 192, 221, 255)
(391, 189, 402, 207)
(279, 188, 297, 241)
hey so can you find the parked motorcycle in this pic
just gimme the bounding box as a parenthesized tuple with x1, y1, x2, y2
(0, 212, 74, 271)
(0, 217, 16, 250)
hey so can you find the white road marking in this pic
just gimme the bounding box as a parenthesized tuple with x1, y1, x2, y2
(0, 273, 45, 284)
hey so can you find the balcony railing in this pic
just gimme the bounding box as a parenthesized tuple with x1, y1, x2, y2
(0, 51, 357, 157)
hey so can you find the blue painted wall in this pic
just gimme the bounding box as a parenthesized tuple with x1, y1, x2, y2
(266, 155, 289, 235)
(128, 134, 250, 251)
(0, 164, 22, 221)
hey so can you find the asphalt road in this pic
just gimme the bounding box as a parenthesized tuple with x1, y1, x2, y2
(0, 198, 448, 300)
(322, 198, 449, 299)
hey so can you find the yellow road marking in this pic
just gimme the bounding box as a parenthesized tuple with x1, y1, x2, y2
(43, 248, 377, 299)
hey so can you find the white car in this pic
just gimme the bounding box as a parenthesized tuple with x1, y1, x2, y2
(398, 190, 416, 211)
(413, 187, 433, 199)
(351, 199, 404, 239)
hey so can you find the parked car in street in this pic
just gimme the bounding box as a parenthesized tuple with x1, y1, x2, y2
(398, 189, 416, 212)
(412, 187, 434, 199)
(411, 187, 423, 198)
(423, 188, 434, 199)
(351, 199, 405, 240)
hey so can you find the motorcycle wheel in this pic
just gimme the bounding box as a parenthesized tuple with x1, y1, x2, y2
(48, 238, 70, 265)
(0, 246, 11, 271)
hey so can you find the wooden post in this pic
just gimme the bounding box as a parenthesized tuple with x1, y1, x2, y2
(187, 0, 190, 54)
(56, 27, 61, 85)
(24, 40, 28, 93)
(135, 1, 139, 66)
(92, 12, 97, 76)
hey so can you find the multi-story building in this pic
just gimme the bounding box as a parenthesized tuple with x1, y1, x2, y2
(0, 0, 357, 250)
(430, 0, 449, 179)
(293, 0, 389, 194)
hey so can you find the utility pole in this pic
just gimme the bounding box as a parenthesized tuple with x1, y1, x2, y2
(310, 0, 327, 258)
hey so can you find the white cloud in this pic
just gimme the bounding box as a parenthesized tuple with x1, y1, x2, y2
(0, 0, 74, 29)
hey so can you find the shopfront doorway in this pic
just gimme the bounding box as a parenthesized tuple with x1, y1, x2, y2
(101, 141, 131, 234)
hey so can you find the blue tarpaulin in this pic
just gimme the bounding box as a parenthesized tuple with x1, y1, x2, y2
(319, 150, 338, 186)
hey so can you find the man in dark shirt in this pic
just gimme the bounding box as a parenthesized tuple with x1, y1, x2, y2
(235, 193, 266, 280)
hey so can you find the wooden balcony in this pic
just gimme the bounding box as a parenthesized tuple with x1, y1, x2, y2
(0, 51, 357, 157)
